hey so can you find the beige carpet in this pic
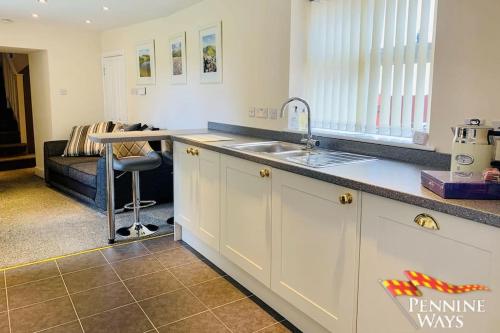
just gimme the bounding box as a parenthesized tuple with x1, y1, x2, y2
(0, 168, 173, 268)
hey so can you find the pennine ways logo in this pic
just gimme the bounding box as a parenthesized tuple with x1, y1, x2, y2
(380, 270, 490, 329)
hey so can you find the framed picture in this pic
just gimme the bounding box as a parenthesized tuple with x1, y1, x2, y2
(199, 21, 222, 84)
(136, 40, 156, 85)
(169, 32, 187, 85)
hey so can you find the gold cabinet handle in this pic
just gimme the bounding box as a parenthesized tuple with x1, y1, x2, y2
(414, 213, 440, 230)
(193, 149, 199, 156)
(186, 147, 192, 155)
(339, 193, 353, 205)
(259, 169, 270, 178)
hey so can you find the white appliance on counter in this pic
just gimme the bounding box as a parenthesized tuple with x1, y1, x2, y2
(451, 119, 500, 172)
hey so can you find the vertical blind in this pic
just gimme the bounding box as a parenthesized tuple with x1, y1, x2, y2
(305, 0, 436, 138)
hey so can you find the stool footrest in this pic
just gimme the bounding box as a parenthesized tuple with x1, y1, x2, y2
(123, 200, 156, 210)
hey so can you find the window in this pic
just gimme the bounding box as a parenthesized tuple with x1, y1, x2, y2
(301, 0, 437, 138)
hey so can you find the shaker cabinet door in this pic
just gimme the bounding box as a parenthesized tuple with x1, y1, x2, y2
(173, 142, 198, 232)
(357, 193, 500, 333)
(271, 169, 359, 333)
(220, 155, 272, 286)
(197, 148, 221, 251)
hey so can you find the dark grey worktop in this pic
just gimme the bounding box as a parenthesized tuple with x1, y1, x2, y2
(169, 128, 499, 228)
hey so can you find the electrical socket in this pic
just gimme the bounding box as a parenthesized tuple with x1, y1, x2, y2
(268, 108, 278, 120)
(255, 107, 268, 119)
(248, 107, 256, 118)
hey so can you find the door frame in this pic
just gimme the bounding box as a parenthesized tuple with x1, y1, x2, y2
(101, 49, 127, 122)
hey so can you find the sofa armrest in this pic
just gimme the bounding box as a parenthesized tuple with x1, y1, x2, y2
(44, 140, 68, 182)
(44, 140, 68, 157)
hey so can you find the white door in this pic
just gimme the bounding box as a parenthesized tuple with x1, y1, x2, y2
(271, 170, 359, 333)
(197, 148, 221, 251)
(102, 54, 127, 122)
(357, 193, 500, 333)
(220, 155, 272, 286)
(174, 142, 198, 232)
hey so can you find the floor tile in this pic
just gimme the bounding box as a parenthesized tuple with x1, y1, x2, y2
(80, 303, 153, 333)
(123, 270, 183, 301)
(9, 296, 77, 333)
(212, 297, 277, 333)
(100, 242, 149, 263)
(142, 235, 181, 253)
(5, 261, 60, 287)
(8, 276, 67, 309)
(258, 322, 296, 333)
(63, 265, 119, 294)
(70, 282, 134, 318)
(170, 261, 222, 286)
(189, 277, 250, 308)
(139, 289, 206, 327)
(0, 289, 6, 313)
(57, 251, 108, 274)
(41, 321, 83, 333)
(112, 254, 163, 280)
(158, 311, 229, 333)
(0, 312, 9, 333)
(155, 246, 201, 268)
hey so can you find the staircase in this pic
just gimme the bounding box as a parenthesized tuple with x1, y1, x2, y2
(0, 58, 36, 171)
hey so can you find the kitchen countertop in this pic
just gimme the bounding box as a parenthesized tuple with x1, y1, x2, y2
(170, 130, 500, 228)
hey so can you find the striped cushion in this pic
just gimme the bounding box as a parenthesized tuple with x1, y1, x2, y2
(63, 121, 112, 156)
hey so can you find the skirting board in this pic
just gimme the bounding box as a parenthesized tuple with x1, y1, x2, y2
(181, 228, 330, 333)
(34, 167, 44, 178)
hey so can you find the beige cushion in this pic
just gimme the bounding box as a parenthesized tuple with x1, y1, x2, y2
(63, 121, 112, 156)
(112, 141, 153, 159)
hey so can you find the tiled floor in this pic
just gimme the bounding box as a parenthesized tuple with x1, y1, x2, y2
(0, 235, 300, 333)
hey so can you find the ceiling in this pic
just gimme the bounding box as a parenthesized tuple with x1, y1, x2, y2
(0, 0, 203, 31)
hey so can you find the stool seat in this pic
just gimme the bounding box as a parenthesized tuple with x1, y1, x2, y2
(113, 151, 161, 172)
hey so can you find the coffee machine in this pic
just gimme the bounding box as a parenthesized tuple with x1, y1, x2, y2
(451, 119, 500, 172)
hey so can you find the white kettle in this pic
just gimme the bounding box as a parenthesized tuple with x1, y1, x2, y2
(451, 119, 500, 172)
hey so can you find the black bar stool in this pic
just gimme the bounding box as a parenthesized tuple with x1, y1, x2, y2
(112, 141, 162, 238)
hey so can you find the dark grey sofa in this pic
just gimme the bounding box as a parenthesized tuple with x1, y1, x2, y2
(44, 140, 173, 210)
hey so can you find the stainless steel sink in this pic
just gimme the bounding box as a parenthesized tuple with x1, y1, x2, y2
(225, 141, 305, 154)
(225, 141, 376, 168)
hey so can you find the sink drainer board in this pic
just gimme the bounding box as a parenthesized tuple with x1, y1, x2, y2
(286, 151, 377, 168)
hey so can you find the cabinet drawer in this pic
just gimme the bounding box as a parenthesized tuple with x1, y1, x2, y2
(358, 193, 500, 333)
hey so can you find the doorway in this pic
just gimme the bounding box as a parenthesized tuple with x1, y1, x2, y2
(102, 52, 127, 123)
(0, 52, 35, 171)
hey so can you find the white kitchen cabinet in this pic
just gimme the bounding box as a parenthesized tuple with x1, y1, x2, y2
(271, 169, 359, 333)
(197, 147, 221, 250)
(174, 142, 198, 231)
(357, 193, 500, 333)
(220, 155, 272, 286)
(173, 142, 220, 251)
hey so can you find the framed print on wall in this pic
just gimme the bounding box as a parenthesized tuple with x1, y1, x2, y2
(169, 32, 187, 85)
(136, 40, 156, 85)
(199, 21, 222, 84)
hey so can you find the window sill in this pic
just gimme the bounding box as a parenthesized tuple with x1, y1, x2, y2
(287, 128, 436, 152)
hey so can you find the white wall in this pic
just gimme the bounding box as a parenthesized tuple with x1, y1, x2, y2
(429, 0, 500, 153)
(28, 51, 52, 170)
(101, 0, 291, 131)
(0, 21, 104, 170)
